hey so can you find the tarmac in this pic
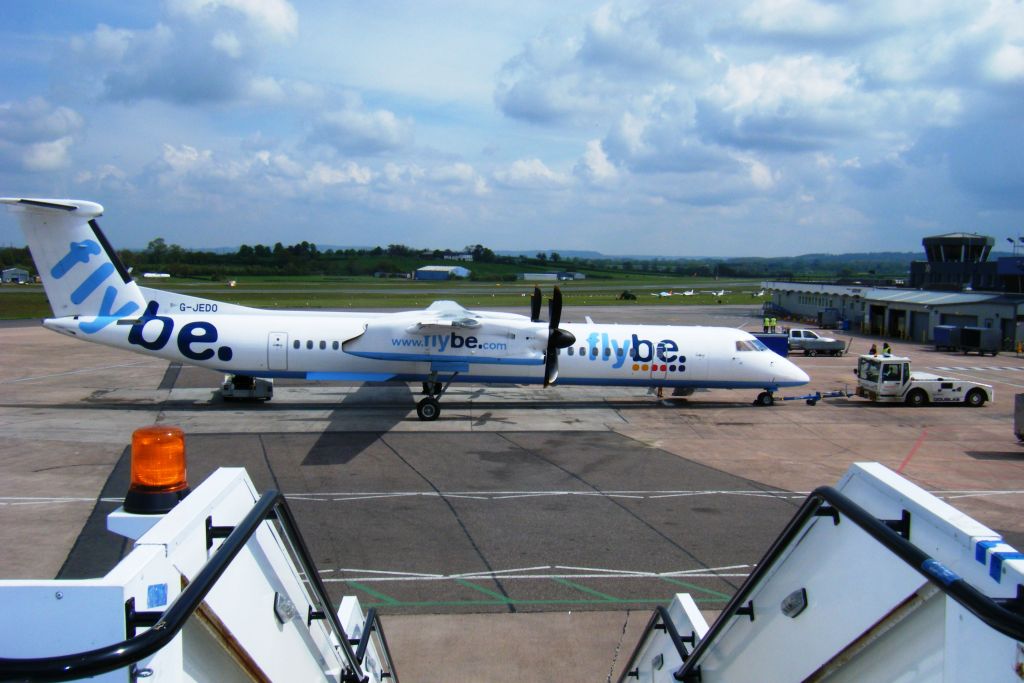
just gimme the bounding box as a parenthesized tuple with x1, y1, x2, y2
(1, 305, 1023, 681)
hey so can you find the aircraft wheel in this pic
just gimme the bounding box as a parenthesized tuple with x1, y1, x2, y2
(755, 391, 774, 407)
(416, 397, 441, 421)
(965, 389, 986, 407)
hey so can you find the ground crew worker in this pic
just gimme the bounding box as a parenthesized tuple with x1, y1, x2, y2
(882, 342, 892, 355)
(869, 343, 878, 355)
(763, 316, 770, 333)
(770, 317, 778, 333)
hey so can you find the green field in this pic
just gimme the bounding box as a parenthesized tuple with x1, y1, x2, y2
(0, 276, 767, 320)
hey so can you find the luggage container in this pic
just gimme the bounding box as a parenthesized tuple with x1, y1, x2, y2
(933, 324, 960, 351)
(960, 326, 1000, 356)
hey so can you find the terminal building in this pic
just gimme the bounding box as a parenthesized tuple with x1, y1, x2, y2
(764, 232, 1024, 348)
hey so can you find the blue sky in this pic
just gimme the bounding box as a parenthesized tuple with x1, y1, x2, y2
(1, 0, 1022, 256)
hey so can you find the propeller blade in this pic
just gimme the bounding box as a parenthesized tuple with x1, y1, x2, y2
(530, 286, 542, 322)
(544, 352, 558, 387)
(542, 287, 575, 388)
(548, 287, 562, 330)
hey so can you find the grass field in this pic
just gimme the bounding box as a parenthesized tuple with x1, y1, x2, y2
(0, 276, 768, 319)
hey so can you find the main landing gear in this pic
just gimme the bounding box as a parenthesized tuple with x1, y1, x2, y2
(754, 391, 775, 407)
(416, 372, 457, 421)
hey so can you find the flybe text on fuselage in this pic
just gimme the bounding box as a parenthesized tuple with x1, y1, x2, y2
(572, 331, 685, 369)
(127, 301, 234, 362)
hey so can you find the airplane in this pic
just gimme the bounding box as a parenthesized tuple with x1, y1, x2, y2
(1, 198, 810, 420)
(650, 289, 675, 297)
(681, 289, 695, 296)
(753, 289, 766, 297)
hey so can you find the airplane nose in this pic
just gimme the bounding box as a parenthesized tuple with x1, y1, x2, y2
(770, 356, 810, 386)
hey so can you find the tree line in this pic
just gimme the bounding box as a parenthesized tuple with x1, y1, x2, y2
(0, 239, 916, 281)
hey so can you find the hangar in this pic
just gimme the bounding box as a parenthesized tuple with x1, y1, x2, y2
(414, 265, 471, 280)
(1, 267, 29, 283)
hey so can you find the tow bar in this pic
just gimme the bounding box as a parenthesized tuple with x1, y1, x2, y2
(781, 388, 853, 406)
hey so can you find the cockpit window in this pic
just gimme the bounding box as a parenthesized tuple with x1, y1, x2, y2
(735, 339, 768, 352)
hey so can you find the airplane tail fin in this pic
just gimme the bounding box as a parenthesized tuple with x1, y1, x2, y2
(1, 198, 146, 331)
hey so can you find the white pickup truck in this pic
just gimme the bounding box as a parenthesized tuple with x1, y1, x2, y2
(788, 329, 847, 356)
(854, 354, 992, 406)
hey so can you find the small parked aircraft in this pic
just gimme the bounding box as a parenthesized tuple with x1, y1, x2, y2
(2, 198, 810, 419)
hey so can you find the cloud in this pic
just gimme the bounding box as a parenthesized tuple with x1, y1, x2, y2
(493, 158, 570, 189)
(167, 0, 298, 41)
(310, 96, 414, 155)
(574, 139, 619, 184)
(0, 98, 83, 171)
(65, 1, 300, 106)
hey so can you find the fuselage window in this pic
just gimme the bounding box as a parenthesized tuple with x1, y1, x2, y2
(579, 347, 585, 356)
(568, 347, 574, 356)
(603, 348, 611, 359)
(617, 348, 624, 357)
(293, 340, 300, 349)
(319, 340, 326, 350)
(333, 341, 340, 350)
(306, 340, 313, 350)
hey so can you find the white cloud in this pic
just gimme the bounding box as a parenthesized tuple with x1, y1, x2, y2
(305, 161, 373, 187)
(212, 30, 243, 58)
(0, 98, 83, 172)
(168, 0, 298, 40)
(493, 158, 570, 189)
(988, 44, 1024, 82)
(23, 137, 74, 171)
(574, 139, 619, 184)
(311, 98, 414, 155)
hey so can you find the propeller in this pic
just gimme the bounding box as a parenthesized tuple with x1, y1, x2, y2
(543, 287, 576, 387)
(530, 286, 542, 322)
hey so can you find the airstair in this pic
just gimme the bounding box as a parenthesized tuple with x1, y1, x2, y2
(619, 462, 1024, 681)
(0, 466, 396, 682)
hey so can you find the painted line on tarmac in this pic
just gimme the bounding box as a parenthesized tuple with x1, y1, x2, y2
(320, 563, 753, 583)
(3, 489, 1017, 510)
(897, 428, 928, 473)
(287, 490, 805, 502)
(0, 360, 158, 384)
(925, 367, 1024, 389)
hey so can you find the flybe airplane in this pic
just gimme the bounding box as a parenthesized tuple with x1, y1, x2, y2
(1, 198, 809, 420)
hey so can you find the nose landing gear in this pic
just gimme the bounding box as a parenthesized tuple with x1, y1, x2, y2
(754, 391, 775, 407)
(416, 371, 457, 421)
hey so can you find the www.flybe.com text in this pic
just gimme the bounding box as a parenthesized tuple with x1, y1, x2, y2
(392, 333, 508, 352)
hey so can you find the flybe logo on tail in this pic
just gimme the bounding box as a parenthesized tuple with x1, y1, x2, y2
(51, 239, 139, 333)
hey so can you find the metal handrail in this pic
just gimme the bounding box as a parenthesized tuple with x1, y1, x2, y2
(0, 491, 368, 682)
(672, 485, 1024, 682)
(353, 607, 399, 680)
(616, 606, 691, 682)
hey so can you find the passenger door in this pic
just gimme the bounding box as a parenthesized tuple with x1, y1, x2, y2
(268, 332, 288, 371)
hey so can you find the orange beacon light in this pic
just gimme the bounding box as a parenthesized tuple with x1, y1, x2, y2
(124, 425, 191, 514)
